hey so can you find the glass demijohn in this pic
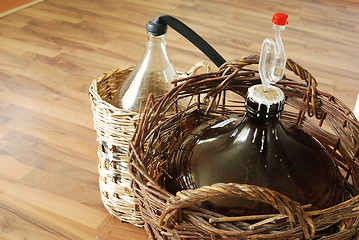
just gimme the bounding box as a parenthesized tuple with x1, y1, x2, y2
(166, 13, 344, 216)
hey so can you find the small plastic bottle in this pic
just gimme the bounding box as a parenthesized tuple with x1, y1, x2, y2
(111, 17, 178, 112)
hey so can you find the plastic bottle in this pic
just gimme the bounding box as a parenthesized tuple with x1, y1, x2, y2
(110, 18, 178, 112)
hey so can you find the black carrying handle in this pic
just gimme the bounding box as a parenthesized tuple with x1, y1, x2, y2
(147, 14, 226, 68)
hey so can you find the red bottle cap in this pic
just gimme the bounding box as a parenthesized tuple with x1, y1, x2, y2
(272, 13, 288, 26)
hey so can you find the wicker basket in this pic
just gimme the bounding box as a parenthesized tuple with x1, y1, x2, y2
(128, 55, 359, 239)
(89, 62, 211, 226)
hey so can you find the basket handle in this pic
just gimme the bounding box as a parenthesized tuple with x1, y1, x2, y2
(220, 55, 322, 119)
(285, 58, 321, 118)
(159, 182, 314, 239)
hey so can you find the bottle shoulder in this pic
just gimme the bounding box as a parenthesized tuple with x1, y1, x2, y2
(167, 114, 344, 211)
(110, 35, 177, 111)
(180, 114, 339, 186)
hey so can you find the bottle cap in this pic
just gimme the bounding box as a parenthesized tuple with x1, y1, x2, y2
(146, 15, 168, 36)
(272, 13, 288, 26)
(245, 84, 285, 118)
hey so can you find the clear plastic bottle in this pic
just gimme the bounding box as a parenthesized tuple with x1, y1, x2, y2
(111, 19, 178, 112)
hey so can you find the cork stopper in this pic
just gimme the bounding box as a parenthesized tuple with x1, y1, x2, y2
(253, 85, 279, 100)
(245, 84, 285, 118)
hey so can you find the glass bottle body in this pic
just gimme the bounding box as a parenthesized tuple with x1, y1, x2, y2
(167, 106, 344, 216)
(111, 34, 177, 112)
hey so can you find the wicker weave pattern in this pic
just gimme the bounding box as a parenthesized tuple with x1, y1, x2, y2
(89, 67, 143, 225)
(128, 55, 359, 239)
(89, 63, 212, 226)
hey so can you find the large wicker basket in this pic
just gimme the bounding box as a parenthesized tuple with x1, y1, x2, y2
(89, 63, 211, 226)
(128, 55, 359, 239)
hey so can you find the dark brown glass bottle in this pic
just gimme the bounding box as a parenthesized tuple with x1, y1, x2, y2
(166, 84, 344, 216)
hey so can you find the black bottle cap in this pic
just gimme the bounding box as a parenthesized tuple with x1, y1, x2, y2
(146, 15, 168, 36)
(245, 85, 285, 118)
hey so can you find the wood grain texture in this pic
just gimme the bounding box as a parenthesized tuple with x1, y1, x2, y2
(0, 0, 358, 239)
(0, 0, 44, 18)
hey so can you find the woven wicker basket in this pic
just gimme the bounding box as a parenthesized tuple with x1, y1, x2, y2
(89, 62, 211, 226)
(128, 55, 359, 239)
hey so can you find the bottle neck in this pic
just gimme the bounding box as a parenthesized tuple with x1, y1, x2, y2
(146, 33, 166, 46)
(245, 84, 285, 119)
(245, 111, 281, 125)
(143, 33, 169, 63)
(245, 97, 283, 119)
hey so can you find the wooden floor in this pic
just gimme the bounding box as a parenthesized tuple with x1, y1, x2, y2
(0, 0, 359, 239)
